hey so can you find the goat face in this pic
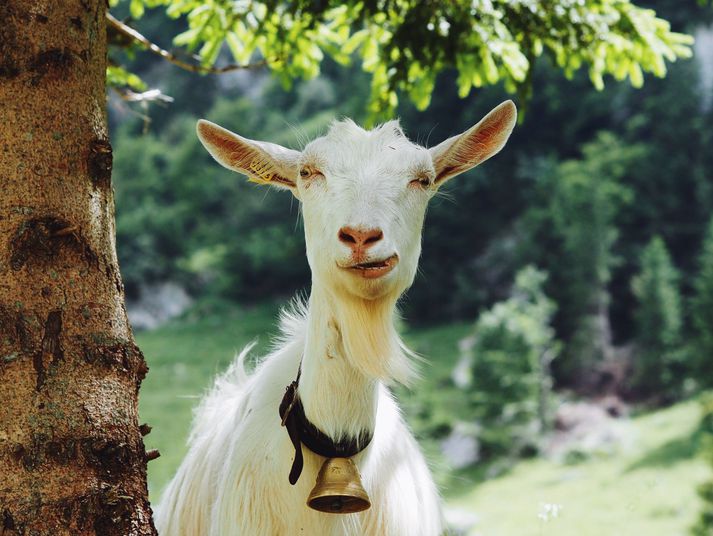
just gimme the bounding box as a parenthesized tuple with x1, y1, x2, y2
(297, 119, 433, 300)
(196, 101, 517, 302)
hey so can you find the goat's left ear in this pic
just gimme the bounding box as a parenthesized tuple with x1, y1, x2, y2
(196, 120, 300, 192)
(429, 100, 517, 186)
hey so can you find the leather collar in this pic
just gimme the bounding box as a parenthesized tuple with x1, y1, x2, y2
(279, 369, 373, 485)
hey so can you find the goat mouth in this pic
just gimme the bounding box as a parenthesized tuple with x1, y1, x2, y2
(342, 255, 398, 279)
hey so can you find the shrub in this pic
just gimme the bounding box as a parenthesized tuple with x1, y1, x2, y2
(630, 236, 684, 400)
(462, 266, 560, 458)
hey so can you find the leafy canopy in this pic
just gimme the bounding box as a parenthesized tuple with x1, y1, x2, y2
(110, 0, 693, 121)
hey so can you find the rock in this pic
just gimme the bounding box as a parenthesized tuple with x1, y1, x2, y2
(451, 353, 473, 389)
(440, 422, 480, 469)
(452, 334, 477, 388)
(546, 398, 631, 461)
(695, 24, 713, 111)
(444, 506, 480, 536)
(126, 282, 192, 331)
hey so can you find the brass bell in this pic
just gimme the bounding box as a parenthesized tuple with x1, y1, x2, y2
(307, 457, 371, 514)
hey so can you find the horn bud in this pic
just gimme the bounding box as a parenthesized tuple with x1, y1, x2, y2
(307, 457, 371, 514)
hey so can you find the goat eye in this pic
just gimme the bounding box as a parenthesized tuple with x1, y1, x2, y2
(299, 167, 322, 180)
(409, 177, 431, 189)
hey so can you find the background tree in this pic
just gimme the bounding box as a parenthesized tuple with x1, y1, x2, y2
(459, 266, 560, 459)
(691, 217, 713, 389)
(526, 134, 641, 382)
(108, 0, 710, 383)
(109, 0, 692, 121)
(630, 236, 684, 400)
(0, 1, 155, 534)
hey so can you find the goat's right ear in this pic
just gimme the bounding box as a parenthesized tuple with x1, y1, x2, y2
(196, 120, 301, 191)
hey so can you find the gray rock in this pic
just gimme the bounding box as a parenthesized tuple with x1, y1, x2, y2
(127, 282, 192, 331)
(451, 354, 473, 389)
(695, 24, 713, 111)
(546, 399, 631, 460)
(444, 506, 480, 536)
(440, 422, 480, 469)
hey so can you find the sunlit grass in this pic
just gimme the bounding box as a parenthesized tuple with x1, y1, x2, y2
(449, 399, 707, 535)
(137, 301, 282, 497)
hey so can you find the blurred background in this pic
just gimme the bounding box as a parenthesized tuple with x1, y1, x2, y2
(107, 1, 713, 534)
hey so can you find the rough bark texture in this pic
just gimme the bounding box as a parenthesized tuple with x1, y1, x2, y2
(0, 1, 156, 534)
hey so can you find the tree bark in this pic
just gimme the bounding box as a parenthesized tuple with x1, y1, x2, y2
(0, 1, 156, 534)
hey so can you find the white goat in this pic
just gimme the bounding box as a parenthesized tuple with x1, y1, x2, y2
(155, 101, 517, 536)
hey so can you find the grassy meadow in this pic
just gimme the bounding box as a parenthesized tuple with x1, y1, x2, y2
(137, 304, 708, 535)
(449, 399, 706, 535)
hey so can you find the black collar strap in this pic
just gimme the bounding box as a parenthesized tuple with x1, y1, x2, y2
(279, 369, 373, 485)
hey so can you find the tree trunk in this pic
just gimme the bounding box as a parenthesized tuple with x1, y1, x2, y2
(0, 1, 156, 534)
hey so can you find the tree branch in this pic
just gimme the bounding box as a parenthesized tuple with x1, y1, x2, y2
(106, 13, 269, 74)
(113, 87, 174, 104)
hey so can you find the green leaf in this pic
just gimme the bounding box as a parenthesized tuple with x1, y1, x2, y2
(343, 29, 368, 54)
(226, 31, 251, 64)
(629, 62, 644, 88)
(106, 65, 147, 91)
(480, 48, 499, 84)
(130, 0, 145, 20)
(199, 37, 222, 67)
(173, 28, 200, 49)
(589, 68, 605, 91)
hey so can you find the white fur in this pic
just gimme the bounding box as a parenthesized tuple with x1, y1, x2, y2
(156, 101, 517, 536)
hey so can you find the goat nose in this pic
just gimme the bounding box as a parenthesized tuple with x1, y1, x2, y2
(338, 226, 384, 250)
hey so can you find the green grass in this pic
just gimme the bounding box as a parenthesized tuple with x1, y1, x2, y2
(137, 301, 283, 496)
(448, 399, 707, 535)
(137, 304, 708, 535)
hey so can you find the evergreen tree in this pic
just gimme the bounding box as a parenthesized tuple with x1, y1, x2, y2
(547, 133, 641, 381)
(691, 217, 713, 388)
(464, 266, 560, 458)
(630, 236, 683, 399)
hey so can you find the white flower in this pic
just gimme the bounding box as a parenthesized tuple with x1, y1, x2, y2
(537, 502, 563, 522)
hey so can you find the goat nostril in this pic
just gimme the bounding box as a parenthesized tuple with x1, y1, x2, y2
(364, 231, 383, 245)
(339, 230, 357, 244)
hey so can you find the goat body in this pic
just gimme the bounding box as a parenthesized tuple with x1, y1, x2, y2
(156, 102, 517, 535)
(156, 301, 443, 535)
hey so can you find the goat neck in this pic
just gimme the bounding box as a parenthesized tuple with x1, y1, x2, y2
(297, 283, 411, 441)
